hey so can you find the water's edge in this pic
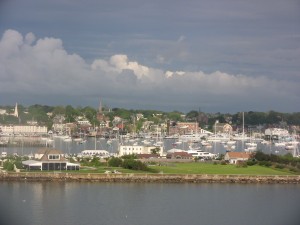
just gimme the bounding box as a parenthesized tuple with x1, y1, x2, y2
(1, 172, 300, 184)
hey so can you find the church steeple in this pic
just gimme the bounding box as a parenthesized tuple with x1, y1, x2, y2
(98, 98, 102, 113)
(14, 102, 18, 118)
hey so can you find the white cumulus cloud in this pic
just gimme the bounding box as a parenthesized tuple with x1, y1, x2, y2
(0, 29, 299, 112)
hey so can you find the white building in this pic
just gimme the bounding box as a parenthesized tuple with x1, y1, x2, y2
(77, 120, 91, 126)
(224, 152, 252, 164)
(0, 125, 47, 135)
(118, 145, 164, 156)
(0, 109, 7, 115)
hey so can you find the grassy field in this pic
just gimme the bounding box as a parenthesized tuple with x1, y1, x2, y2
(24, 162, 296, 175)
(149, 162, 294, 175)
(76, 162, 294, 175)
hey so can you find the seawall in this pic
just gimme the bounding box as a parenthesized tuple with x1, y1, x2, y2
(1, 172, 300, 184)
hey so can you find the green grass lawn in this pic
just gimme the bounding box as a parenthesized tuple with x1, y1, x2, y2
(149, 162, 294, 175)
(23, 163, 296, 175)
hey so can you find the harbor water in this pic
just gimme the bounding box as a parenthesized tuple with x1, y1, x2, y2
(0, 136, 295, 156)
(0, 182, 299, 225)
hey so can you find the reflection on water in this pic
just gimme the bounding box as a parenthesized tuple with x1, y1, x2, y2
(0, 182, 299, 225)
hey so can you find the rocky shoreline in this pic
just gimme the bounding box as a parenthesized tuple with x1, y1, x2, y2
(1, 172, 300, 184)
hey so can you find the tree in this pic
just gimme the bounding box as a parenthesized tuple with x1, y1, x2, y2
(166, 111, 183, 121)
(65, 105, 78, 122)
(186, 110, 198, 121)
(151, 147, 160, 155)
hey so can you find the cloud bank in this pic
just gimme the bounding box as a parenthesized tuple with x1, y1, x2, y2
(0, 29, 299, 112)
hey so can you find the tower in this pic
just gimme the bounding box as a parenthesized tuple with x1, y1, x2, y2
(98, 98, 102, 113)
(14, 102, 18, 118)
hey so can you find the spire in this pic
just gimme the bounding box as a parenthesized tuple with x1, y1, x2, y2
(14, 102, 18, 118)
(99, 98, 102, 113)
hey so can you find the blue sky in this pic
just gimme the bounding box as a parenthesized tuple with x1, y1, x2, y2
(0, 0, 299, 113)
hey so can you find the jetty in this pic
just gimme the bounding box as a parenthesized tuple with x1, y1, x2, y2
(1, 172, 300, 184)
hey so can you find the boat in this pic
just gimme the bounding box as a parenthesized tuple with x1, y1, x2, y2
(79, 150, 110, 158)
(244, 146, 257, 152)
(186, 149, 217, 159)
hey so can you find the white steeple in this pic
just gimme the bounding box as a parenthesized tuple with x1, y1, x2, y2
(14, 102, 18, 118)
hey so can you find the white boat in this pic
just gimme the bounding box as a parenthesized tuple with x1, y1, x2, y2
(227, 140, 236, 145)
(63, 137, 72, 142)
(79, 150, 109, 157)
(285, 144, 294, 150)
(244, 146, 257, 152)
(245, 142, 257, 147)
(186, 149, 217, 159)
(73, 138, 83, 142)
(274, 142, 286, 147)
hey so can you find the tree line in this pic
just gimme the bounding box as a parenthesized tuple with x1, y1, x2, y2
(1, 104, 300, 129)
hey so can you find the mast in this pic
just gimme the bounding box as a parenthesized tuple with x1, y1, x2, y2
(242, 112, 245, 151)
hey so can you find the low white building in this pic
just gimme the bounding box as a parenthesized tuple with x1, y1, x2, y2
(0, 125, 47, 135)
(118, 145, 164, 156)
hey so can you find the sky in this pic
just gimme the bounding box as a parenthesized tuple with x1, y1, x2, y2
(0, 0, 299, 113)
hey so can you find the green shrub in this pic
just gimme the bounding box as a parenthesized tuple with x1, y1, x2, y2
(258, 161, 272, 167)
(246, 160, 257, 166)
(289, 167, 298, 173)
(275, 164, 285, 169)
(122, 159, 148, 171)
(236, 162, 248, 168)
(108, 157, 123, 167)
(3, 161, 14, 171)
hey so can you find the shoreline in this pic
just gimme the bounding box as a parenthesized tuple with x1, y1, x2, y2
(1, 172, 300, 184)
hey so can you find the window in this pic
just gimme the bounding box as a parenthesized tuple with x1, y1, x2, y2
(48, 154, 60, 160)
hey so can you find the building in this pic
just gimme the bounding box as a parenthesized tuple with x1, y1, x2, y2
(224, 152, 252, 164)
(214, 123, 233, 134)
(169, 122, 199, 135)
(166, 152, 193, 160)
(22, 148, 79, 171)
(264, 128, 289, 140)
(0, 125, 47, 135)
(118, 145, 164, 156)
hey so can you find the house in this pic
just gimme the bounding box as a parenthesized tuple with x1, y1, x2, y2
(22, 148, 79, 171)
(166, 152, 193, 160)
(224, 152, 252, 164)
(214, 123, 233, 134)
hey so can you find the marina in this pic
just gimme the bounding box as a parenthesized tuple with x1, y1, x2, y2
(0, 134, 299, 158)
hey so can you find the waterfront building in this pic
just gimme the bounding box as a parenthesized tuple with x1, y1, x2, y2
(0, 125, 47, 135)
(264, 128, 289, 140)
(22, 148, 79, 170)
(118, 144, 164, 156)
